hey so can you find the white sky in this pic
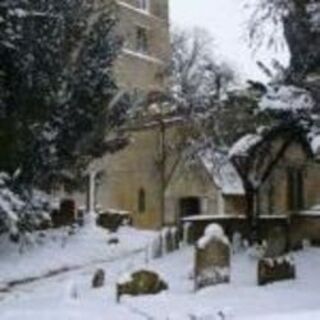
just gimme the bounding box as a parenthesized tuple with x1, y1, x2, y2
(169, 0, 290, 83)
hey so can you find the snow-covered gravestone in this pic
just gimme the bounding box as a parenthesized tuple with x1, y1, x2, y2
(183, 222, 193, 245)
(150, 234, 163, 259)
(162, 227, 174, 253)
(195, 224, 230, 290)
(171, 227, 180, 251)
(258, 255, 296, 286)
(232, 232, 243, 254)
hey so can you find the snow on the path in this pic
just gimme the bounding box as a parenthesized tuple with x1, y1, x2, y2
(0, 227, 320, 320)
(0, 225, 156, 287)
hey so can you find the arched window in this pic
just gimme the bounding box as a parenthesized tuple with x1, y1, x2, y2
(138, 188, 146, 213)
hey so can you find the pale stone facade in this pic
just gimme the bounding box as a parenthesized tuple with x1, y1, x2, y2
(96, 117, 187, 229)
(258, 140, 320, 216)
(69, 109, 320, 233)
(114, 0, 170, 92)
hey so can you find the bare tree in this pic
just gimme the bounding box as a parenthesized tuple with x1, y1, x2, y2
(248, 0, 320, 84)
(168, 28, 236, 116)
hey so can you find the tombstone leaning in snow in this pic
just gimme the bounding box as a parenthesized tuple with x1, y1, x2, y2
(195, 224, 230, 290)
(116, 270, 168, 302)
(92, 268, 105, 288)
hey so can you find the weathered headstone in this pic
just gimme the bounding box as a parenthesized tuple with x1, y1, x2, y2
(258, 255, 296, 285)
(195, 224, 230, 290)
(264, 226, 287, 258)
(150, 234, 163, 259)
(116, 270, 168, 302)
(162, 228, 174, 253)
(302, 238, 311, 250)
(232, 232, 242, 254)
(92, 269, 105, 288)
(171, 227, 180, 251)
(183, 222, 193, 245)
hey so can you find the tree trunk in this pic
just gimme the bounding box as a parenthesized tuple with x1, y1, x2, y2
(245, 186, 259, 244)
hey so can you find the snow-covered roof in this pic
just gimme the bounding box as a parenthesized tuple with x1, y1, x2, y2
(199, 149, 245, 196)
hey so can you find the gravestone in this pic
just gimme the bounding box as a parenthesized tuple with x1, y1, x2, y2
(195, 224, 230, 290)
(171, 227, 180, 251)
(162, 228, 174, 253)
(52, 198, 76, 228)
(258, 255, 296, 285)
(264, 226, 287, 258)
(232, 232, 242, 254)
(92, 269, 105, 288)
(151, 234, 163, 259)
(183, 222, 193, 245)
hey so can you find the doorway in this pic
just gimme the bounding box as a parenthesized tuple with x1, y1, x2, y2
(179, 197, 201, 218)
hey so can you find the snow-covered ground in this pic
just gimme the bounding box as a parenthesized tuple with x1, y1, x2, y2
(0, 225, 156, 287)
(0, 226, 320, 320)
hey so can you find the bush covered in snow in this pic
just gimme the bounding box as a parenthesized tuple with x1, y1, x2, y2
(0, 172, 51, 240)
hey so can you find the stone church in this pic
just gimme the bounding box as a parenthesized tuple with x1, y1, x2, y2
(65, 1, 320, 247)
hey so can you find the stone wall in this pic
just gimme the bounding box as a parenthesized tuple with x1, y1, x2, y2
(165, 161, 220, 224)
(257, 140, 320, 216)
(96, 120, 186, 230)
(291, 215, 320, 248)
(97, 125, 162, 230)
(184, 216, 291, 245)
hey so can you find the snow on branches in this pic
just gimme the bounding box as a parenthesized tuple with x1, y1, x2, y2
(0, 0, 128, 188)
(0, 173, 51, 238)
(259, 85, 315, 113)
(229, 134, 263, 158)
(307, 1, 320, 31)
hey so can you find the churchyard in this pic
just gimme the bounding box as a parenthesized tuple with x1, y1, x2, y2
(0, 223, 319, 320)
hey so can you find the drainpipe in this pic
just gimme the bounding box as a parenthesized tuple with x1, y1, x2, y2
(159, 118, 166, 229)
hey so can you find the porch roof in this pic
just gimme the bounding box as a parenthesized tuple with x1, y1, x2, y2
(198, 149, 245, 196)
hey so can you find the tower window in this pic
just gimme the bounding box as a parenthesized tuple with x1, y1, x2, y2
(137, 0, 150, 11)
(136, 26, 148, 54)
(138, 188, 146, 213)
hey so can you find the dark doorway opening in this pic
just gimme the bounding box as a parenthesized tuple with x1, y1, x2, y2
(179, 197, 201, 218)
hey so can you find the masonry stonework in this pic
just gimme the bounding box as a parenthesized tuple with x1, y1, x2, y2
(114, 0, 170, 92)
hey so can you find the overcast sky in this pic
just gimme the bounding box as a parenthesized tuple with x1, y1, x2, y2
(169, 0, 290, 83)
